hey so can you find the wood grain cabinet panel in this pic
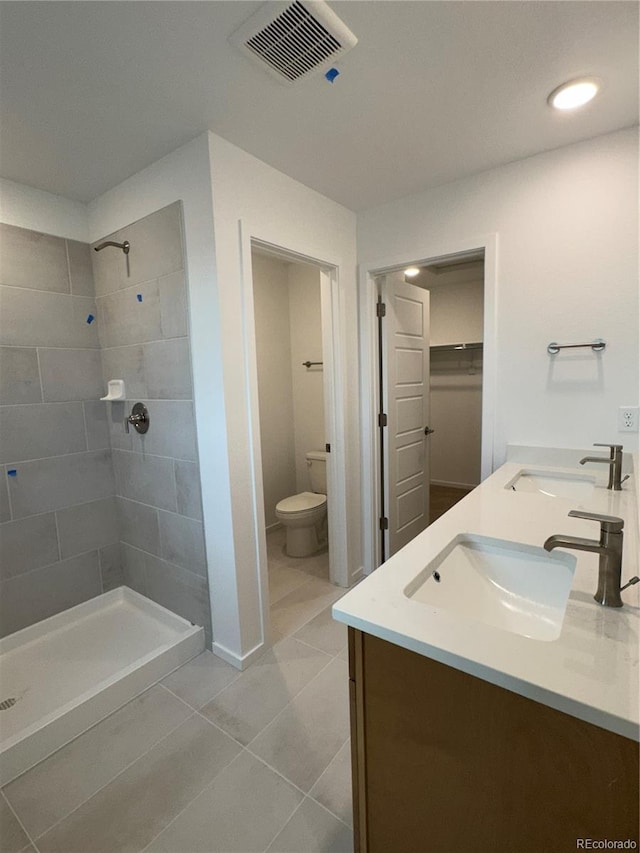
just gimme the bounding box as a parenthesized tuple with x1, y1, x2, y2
(348, 628, 639, 853)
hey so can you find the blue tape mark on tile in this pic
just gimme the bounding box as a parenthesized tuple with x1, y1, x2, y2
(7, 469, 17, 477)
(86, 314, 95, 324)
(325, 68, 339, 83)
(137, 294, 143, 302)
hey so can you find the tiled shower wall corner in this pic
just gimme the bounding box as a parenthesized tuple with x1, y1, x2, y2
(0, 224, 119, 636)
(91, 202, 212, 646)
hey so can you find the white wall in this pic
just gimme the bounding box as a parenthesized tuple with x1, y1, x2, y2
(252, 252, 296, 528)
(0, 178, 88, 241)
(427, 264, 484, 488)
(207, 133, 358, 662)
(86, 134, 243, 664)
(425, 263, 484, 346)
(358, 128, 640, 462)
(288, 262, 325, 491)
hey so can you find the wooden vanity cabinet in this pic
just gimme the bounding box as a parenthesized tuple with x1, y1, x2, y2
(348, 628, 639, 853)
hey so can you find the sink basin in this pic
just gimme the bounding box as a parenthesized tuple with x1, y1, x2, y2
(404, 534, 576, 641)
(506, 469, 596, 500)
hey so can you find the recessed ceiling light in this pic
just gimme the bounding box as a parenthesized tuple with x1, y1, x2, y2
(404, 267, 420, 277)
(548, 78, 600, 111)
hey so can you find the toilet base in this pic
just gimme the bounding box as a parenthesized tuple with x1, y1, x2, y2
(285, 524, 319, 558)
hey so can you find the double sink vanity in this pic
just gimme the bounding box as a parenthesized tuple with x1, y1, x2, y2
(333, 445, 639, 852)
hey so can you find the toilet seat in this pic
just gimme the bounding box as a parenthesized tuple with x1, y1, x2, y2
(276, 491, 326, 515)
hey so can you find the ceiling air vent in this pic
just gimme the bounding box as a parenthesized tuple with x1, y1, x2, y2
(230, 1, 357, 85)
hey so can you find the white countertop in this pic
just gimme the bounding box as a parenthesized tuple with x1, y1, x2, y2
(333, 453, 640, 741)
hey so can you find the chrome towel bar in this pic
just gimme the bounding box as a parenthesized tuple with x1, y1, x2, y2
(547, 339, 606, 355)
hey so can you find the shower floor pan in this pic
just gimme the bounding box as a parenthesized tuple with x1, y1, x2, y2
(0, 586, 204, 785)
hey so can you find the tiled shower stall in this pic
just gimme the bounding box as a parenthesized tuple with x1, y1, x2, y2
(0, 202, 212, 645)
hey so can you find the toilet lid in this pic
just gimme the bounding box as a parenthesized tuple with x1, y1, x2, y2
(276, 491, 326, 514)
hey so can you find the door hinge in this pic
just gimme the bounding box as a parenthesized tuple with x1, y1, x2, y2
(378, 412, 387, 427)
(376, 301, 386, 318)
(325, 443, 331, 453)
(379, 516, 389, 531)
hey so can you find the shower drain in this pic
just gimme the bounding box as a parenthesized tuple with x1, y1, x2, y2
(0, 697, 17, 711)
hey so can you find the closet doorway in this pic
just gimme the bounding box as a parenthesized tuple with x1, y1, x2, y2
(374, 252, 485, 562)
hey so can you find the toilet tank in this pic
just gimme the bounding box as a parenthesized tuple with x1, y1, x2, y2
(306, 451, 327, 494)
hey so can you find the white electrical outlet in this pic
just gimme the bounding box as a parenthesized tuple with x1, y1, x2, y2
(618, 406, 639, 432)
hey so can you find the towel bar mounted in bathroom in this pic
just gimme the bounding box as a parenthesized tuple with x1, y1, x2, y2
(302, 361, 323, 368)
(547, 339, 606, 355)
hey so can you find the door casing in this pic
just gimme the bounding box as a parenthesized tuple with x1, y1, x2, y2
(240, 225, 350, 653)
(359, 234, 498, 573)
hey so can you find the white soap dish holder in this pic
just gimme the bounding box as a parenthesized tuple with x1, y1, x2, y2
(101, 379, 126, 401)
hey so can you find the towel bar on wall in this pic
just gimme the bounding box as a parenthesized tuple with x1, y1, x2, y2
(547, 339, 606, 355)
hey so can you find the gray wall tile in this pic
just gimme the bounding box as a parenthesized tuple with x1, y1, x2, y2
(0, 347, 42, 404)
(57, 497, 119, 559)
(120, 542, 147, 595)
(99, 543, 124, 592)
(66, 240, 95, 297)
(0, 402, 87, 463)
(8, 449, 115, 519)
(144, 551, 211, 636)
(0, 223, 70, 293)
(39, 348, 103, 402)
(133, 401, 197, 461)
(112, 449, 176, 512)
(97, 280, 162, 348)
(0, 512, 59, 580)
(91, 230, 128, 297)
(100, 344, 147, 399)
(125, 203, 184, 285)
(0, 474, 10, 522)
(159, 510, 206, 576)
(84, 401, 110, 450)
(174, 460, 203, 520)
(0, 551, 101, 637)
(144, 338, 192, 399)
(117, 497, 160, 556)
(0, 287, 99, 348)
(105, 400, 132, 451)
(159, 271, 188, 339)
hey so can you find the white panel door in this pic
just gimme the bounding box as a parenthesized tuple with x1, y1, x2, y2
(383, 276, 431, 557)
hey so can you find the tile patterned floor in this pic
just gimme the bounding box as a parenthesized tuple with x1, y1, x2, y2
(1, 529, 353, 853)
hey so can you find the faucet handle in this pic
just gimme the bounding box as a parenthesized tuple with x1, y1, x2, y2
(593, 443, 623, 452)
(568, 510, 624, 533)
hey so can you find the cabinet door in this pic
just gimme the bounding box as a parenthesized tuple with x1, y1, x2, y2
(349, 629, 639, 853)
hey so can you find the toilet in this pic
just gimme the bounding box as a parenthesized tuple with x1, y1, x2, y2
(275, 451, 328, 557)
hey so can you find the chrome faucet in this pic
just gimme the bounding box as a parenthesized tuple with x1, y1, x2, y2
(544, 510, 638, 608)
(580, 443, 624, 490)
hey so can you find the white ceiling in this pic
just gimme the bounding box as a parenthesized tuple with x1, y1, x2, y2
(0, 1, 637, 211)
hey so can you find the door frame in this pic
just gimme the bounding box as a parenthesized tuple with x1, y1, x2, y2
(239, 224, 350, 645)
(359, 234, 498, 573)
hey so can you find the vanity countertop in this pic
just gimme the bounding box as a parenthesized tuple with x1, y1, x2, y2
(333, 455, 640, 741)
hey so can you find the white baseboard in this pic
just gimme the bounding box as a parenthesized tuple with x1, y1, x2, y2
(211, 638, 268, 671)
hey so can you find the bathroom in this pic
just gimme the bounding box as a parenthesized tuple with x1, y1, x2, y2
(0, 1, 638, 851)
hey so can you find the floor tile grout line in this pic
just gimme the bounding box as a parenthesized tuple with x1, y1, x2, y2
(27, 709, 200, 843)
(304, 790, 355, 831)
(137, 745, 246, 853)
(291, 634, 347, 658)
(272, 591, 346, 645)
(1, 787, 39, 851)
(243, 653, 338, 751)
(268, 574, 317, 607)
(158, 672, 241, 714)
